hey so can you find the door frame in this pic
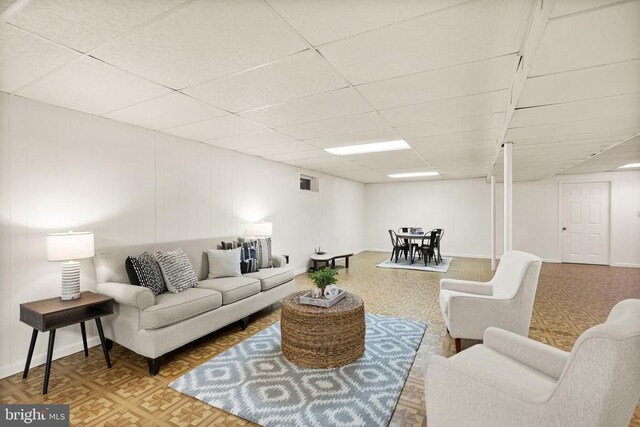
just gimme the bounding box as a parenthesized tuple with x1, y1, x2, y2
(557, 180, 612, 266)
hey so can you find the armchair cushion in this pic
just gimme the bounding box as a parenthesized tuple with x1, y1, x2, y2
(427, 344, 557, 402)
(97, 281, 155, 311)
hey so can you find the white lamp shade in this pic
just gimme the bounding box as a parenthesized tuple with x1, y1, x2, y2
(244, 222, 273, 237)
(46, 231, 95, 261)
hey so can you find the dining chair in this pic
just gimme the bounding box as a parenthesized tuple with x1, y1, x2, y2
(433, 228, 444, 262)
(418, 230, 438, 266)
(388, 230, 408, 263)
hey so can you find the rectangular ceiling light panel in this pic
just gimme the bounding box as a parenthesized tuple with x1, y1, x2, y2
(324, 139, 410, 156)
(388, 171, 439, 178)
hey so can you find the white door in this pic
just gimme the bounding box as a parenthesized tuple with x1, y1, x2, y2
(561, 182, 610, 265)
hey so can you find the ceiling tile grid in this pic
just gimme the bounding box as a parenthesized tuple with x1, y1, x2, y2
(2, 0, 639, 183)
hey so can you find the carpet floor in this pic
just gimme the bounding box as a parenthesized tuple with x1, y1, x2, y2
(0, 252, 638, 426)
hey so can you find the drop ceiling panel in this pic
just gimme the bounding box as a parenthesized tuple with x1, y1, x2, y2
(277, 111, 389, 139)
(0, 23, 79, 93)
(265, 149, 334, 162)
(518, 60, 640, 108)
(286, 156, 351, 168)
(505, 115, 640, 141)
(560, 135, 639, 174)
(205, 130, 295, 150)
(306, 128, 401, 148)
(104, 92, 227, 130)
(7, 0, 188, 52)
(550, 0, 626, 18)
(380, 90, 508, 127)
(92, 0, 308, 88)
(265, 0, 469, 46)
(396, 113, 502, 139)
(407, 129, 498, 148)
(530, 1, 640, 76)
(318, 0, 533, 84)
(15, 56, 172, 115)
(358, 55, 518, 109)
(163, 114, 266, 141)
(239, 88, 373, 128)
(511, 93, 640, 128)
(239, 141, 316, 157)
(510, 130, 635, 147)
(182, 50, 347, 112)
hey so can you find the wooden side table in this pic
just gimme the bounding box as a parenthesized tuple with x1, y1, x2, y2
(19, 291, 114, 394)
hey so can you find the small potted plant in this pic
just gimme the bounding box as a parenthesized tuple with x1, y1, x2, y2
(308, 267, 337, 298)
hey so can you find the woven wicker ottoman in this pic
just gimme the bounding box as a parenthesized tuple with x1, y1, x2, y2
(281, 291, 365, 368)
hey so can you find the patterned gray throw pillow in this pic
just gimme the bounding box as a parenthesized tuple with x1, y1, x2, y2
(154, 248, 199, 293)
(255, 237, 273, 269)
(129, 252, 166, 295)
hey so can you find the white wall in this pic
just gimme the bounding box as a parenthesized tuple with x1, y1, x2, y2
(0, 92, 366, 378)
(365, 171, 640, 265)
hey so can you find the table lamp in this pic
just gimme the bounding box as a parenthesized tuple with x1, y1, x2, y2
(46, 231, 94, 300)
(244, 222, 273, 237)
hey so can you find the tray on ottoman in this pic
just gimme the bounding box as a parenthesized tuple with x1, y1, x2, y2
(299, 289, 347, 307)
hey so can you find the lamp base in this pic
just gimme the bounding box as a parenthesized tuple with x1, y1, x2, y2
(60, 260, 81, 301)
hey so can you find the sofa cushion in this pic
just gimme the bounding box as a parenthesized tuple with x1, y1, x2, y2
(141, 288, 222, 330)
(244, 267, 295, 291)
(198, 277, 260, 305)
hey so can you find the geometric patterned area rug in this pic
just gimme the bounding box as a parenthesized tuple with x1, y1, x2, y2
(170, 314, 427, 427)
(377, 256, 452, 273)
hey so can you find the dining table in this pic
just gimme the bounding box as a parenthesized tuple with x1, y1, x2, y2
(396, 232, 431, 264)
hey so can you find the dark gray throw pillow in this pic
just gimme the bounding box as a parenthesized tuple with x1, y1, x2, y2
(129, 252, 166, 295)
(125, 256, 140, 286)
(154, 248, 199, 293)
(239, 241, 259, 273)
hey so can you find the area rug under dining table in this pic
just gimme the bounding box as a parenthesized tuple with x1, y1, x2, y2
(377, 256, 453, 272)
(170, 313, 426, 427)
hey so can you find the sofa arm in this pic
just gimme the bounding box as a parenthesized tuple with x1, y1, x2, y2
(96, 282, 155, 311)
(440, 278, 492, 295)
(271, 254, 287, 268)
(483, 327, 569, 380)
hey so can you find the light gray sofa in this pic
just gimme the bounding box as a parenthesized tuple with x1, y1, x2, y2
(93, 236, 295, 375)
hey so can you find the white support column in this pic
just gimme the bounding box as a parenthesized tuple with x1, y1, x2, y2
(503, 142, 513, 252)
(490, 175, 496, 271)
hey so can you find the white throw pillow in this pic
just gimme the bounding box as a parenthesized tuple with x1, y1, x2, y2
(206, 248, 242, 279)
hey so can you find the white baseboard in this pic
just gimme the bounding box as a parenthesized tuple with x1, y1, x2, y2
(0, 336, 102, 380)
(611, 262, 640, 268)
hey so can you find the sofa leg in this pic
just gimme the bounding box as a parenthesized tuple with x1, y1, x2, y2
(455, 338, 462, 353)
(240, 316, 250, 331)
(105, 338, 114, 351)
(147, 358, 161, 376)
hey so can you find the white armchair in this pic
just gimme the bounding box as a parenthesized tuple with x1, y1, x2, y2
(439, 250, 541, 351)
(425, 299, 640, 427)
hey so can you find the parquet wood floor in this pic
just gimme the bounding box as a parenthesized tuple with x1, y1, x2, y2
(1, 253, 638, 426)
